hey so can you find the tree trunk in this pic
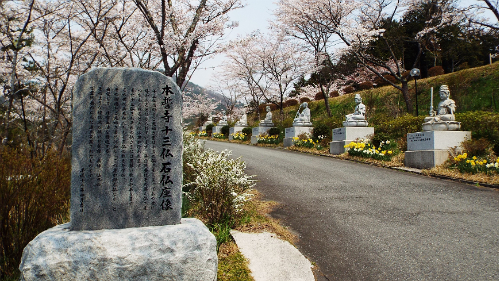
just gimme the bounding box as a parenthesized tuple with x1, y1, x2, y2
(319, 83, 332, 117)
(401, 81, 413, 114)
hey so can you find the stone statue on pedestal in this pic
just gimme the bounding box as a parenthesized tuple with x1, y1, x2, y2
(218, 112, 228, 126)
(235, 114, 248, 126)
(343, 94, 368, 127)
(293, 102, 312, 126)
(422, 85, 461, 131)
(259, 106, 274, 127)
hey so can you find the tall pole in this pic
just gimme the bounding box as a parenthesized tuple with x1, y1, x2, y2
(414, 78, 418, 116)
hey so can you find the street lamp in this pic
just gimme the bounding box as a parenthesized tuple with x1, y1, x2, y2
(410, 68, 421, 116)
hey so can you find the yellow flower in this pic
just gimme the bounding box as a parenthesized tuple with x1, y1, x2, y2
(472, 156, 477, 160)
(388, 151, 393, 154)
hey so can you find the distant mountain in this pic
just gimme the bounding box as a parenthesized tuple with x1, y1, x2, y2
(183, 81, 225, 112)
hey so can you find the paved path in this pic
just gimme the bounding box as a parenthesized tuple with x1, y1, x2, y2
(205, 141, 499, 281)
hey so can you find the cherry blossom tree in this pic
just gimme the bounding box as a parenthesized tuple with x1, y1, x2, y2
(220, 32, 313, 120)
(131, 0, 243, 88)
(182, 89, 219, 126)
(275, 0, 463, 114)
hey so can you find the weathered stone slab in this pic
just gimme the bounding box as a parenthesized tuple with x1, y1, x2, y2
(407, 131, 471, 151)
(283, 127, 313, 147)
(71, 68, 182, 231)
(332, 127, 374, 142)
(229, 126, 247, 140)
(19, 218, 218, 281)
(212, 125, 224, 134)
(404, 150, 450, 169)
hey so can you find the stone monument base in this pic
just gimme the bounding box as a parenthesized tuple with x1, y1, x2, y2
(19, 218, 217, 281)
(251, 127, 273, 144)
(329, 127, 375, 155)
(283, 126, 313, 147)
(405, 131, 471, 169)
(422, 121, 461, 131)
(342, 120, 368, 127)
(404, 150, 451, 169)
(212, 125, 224, 134)
(229, 126, 247, 140)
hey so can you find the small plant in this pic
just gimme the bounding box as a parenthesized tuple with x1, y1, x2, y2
(452, 153, 499, 174)
(212, 132, 226, 139)
(206, 124, 215, 137)
(198, 130, 208, 137)
(257, 134, 280, 144)
(242, 127, 252, 136)
(221, 125, 230, 138)
(293, 137, 317, 149)
(231, 132, 248, 141)
(344, 139, 397, 161)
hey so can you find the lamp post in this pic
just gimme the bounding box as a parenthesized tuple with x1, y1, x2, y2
(410, 68, 421, 116)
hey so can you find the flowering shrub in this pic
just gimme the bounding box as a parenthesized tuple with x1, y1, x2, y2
(198, 130, 208, 137)
(293, 137, 316, 148)
(257, 134, 280, 144)
(344, 139, 397, 161)
(212, 132, 225, 139)
(231, 132, 248, 141)
(452, 153, 499, 174)
(183, 132, 255, 226)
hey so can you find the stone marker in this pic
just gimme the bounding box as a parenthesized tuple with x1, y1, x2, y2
(251, 106, 274, 144)
(329, 95, 374, 154)
(283, 103, 313, 147)
(19, 68, 217, 281)
(70, 68, 182, 231)
(405, 85, 471, 169)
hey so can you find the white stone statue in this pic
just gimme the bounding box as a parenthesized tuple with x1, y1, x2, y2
(235, 114, 248, 126)
(343, 94, 368, 127)
(259, 106, 274, 127)
(293, 102, 312, 126)
(422, 85, 460, 131)
(203, 116, 213, 126)
(218, 113, 228, 125)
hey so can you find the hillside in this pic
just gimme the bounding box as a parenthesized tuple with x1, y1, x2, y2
(258, 62, 499, 153)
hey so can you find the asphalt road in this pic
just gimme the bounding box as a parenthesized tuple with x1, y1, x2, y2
(205, 141, 499, 281)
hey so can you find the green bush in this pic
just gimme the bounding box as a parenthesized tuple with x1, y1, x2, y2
(268, 127, 280, 136)
(0, 146, 71, 280)
(457, 111, 499, 155)
(242, 127, 252, 136)
(312, 123, 331, 140)
(221, 125, 230, 137)
(206, 124, 215, 136)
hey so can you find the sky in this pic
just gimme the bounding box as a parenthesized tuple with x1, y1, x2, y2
(189, 1, 277, 88)
(189, 0, 497, 88)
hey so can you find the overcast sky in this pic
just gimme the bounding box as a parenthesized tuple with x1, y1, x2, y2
(189, 1, 276, 88)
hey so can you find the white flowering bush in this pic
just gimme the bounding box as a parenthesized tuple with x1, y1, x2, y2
(183, 132, 255, 226)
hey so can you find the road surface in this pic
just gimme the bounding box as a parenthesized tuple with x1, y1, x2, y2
(205, 141, 499, 281)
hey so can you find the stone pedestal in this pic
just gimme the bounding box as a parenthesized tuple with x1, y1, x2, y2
(199, 126, 206, 132)
(19, 218, 218, 281)
(404, 131, 471, 169)
(283, 126, 313, 147)
(213, 125, 224, 135)
(229, 126, 247, 140)
(251, 126, 273, 144)
(329, 127, 374, 155)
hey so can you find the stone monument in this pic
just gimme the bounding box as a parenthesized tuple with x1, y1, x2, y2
(330, 94, 374, 154)
(405, 85, 471, 169)
(19, 68, 217, 281)
(251, 106, 275, 144)
(230, 113, 248, 141)
(284, 102, 314, 147)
